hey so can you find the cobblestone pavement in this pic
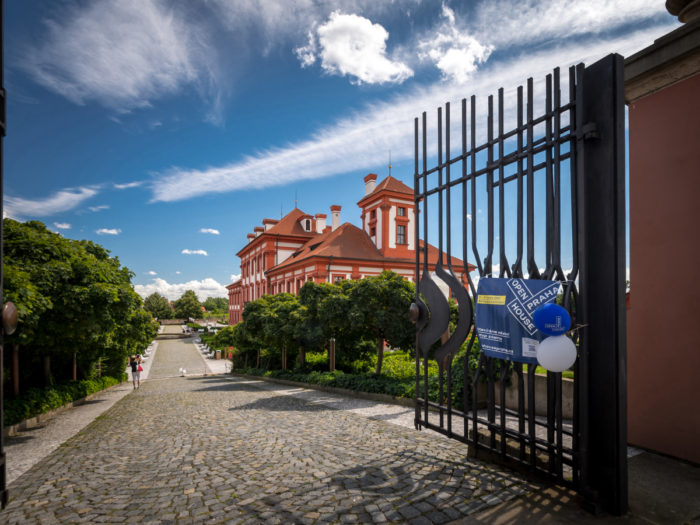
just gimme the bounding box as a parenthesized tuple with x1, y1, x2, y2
(1, 337, 538, 524)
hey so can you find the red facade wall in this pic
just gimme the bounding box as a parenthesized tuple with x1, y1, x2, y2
(627, 72, 700, 463)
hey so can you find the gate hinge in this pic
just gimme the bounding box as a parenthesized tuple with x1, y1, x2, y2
(577, 122, 599, 141)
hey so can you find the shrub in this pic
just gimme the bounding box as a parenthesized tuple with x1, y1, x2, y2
(3, 375, 123, 427)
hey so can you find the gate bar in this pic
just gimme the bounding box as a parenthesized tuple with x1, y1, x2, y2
(576, 53, 628, 515)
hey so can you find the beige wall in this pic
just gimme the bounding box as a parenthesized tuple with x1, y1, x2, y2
(627, 72, 700, 463)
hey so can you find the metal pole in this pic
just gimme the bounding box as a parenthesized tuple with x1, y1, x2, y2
(0, 0, 8, 509)
(577, 53, 628, 515)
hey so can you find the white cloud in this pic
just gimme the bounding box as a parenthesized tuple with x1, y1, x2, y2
(176, 271, 181, 275)
(148, 270, 158, 276)
(313, 12, 412, 85)
(134, 277, 227, 301)
(417, 5, 492, 84)
(96, 228, 121, 235)
(200, 228, 220, 235)
(54, 222, 71, 230)
(22, 0, 218, 115)
(4, 187, 98, 219)
(295, 29, 318, 67)
(88, 204, 110, 212)
(230, 273, 241, 283)
(114, 181, 143, 190)
(149, 21, 673, 204)
(182, 249, 208, 256)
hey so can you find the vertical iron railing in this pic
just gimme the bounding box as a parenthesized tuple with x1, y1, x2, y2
(413, 55, 627, 515)
(0, 0, 7, 509)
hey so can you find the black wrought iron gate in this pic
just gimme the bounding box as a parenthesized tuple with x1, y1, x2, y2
(412, 54, 627, 515)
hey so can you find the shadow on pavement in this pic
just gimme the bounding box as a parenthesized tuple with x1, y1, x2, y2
(228, 394, 332, 413)
(229, 449, 519, 523)
(188, 375, 265, 393)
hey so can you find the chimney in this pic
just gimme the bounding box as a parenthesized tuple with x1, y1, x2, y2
(330, 205, 341, 231)
(364, 173, 377, 195)
(315, 213, 327, 234)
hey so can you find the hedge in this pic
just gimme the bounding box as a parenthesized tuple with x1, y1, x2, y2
(3, 374, 126, 427)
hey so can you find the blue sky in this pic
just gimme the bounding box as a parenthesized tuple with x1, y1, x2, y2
(4, 1, 677, 300)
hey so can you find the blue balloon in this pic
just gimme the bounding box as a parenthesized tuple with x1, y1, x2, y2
(533, 303, 571, 336)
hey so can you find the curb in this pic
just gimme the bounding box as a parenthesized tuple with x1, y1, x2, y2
(230, 372, 416, 409)
(2, 381, 128, 439)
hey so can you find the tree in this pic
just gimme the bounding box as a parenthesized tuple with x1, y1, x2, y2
(144, 292, 172, 319)
(173, 290, 202, 320)
(202, 297, 227, 312)
(299, 280, 370, 370)
(3, 219, 158, 388)
(348, 271, 415, 374)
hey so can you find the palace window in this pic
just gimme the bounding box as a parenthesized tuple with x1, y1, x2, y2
(397, 206, 406, 216)
(397, 225, 406, 245)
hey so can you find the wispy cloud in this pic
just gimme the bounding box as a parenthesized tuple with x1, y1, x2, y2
(88, 204, 110, 212)
(96, 228, 121, 235)
(147, 270, 157, 276)
(22, 0, 219, 116)
(299, 11, 412, 85)
(134, 277, 227, 301)
(4, 187, 98, 219)
(230, 273, 241, 282)
(150, 21, 674, 203)
(200, 228, 220, 235)
(417, 5, 491, 84)
(182, 249, 208, 256)
(54, 222, 71, 230)
(470, 0, 668, 49)
(114, 181, 143, 190)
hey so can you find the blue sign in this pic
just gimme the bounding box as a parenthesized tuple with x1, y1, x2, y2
(475, 278, 561, 364)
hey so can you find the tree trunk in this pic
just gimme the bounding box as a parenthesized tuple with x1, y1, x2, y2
(329, 339, 335, 372)
(72, 352, 77, 381)
(12, 344, 19, 397)
(244, 353, 248, 369)
(43, 354, 52, 387)
(375, 337, 384, 375)
(299, 346, 306, 367)
(256, 349, 260, 368)
(282, 346, 287, 370)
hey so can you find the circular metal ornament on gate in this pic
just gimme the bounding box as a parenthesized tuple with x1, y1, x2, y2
(3, 301, 18, 335)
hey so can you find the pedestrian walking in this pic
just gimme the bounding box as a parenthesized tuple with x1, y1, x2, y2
(130, 354, 143, 389)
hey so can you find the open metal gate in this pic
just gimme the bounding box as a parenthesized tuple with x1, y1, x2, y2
(412, 54, 627, 515)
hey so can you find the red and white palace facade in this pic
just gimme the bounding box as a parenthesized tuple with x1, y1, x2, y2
(227, 173, 468, 324)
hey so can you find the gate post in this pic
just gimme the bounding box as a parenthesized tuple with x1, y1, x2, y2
(576, 53, 628, 515)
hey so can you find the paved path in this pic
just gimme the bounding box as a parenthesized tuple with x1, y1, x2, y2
(0, 334, 536, 524)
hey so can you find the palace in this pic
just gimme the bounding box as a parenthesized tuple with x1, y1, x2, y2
(227, 173, 468, 324)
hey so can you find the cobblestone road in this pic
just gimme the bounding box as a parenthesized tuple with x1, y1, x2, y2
(0, 336, 536, 524)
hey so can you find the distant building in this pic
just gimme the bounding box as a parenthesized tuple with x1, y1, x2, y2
(227, 173, 470, 324)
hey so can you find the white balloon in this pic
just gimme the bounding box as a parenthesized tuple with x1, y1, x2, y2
(536, 335, 577, 372)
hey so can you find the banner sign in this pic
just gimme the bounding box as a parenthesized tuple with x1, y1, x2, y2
(475, 278, 561, 364)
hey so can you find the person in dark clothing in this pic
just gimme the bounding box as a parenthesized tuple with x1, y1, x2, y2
(129, 355, 142, 389)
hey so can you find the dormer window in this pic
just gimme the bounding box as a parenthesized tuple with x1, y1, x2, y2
(305, 219, 311, 231)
